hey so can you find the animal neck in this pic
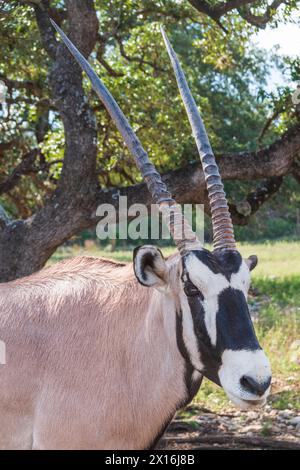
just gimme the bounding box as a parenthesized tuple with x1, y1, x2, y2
(132, 283, 201, 399)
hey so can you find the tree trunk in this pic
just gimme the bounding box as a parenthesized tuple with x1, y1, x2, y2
(0, 1, 299, 283)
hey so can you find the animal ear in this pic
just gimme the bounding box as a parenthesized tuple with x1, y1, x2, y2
(133, 245, 168, 287)
(245, 255, 258, 271)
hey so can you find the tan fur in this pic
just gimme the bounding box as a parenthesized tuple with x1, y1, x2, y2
(0, 255, 188, 449)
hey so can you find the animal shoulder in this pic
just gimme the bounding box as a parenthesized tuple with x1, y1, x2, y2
(1, 256, 134, 292)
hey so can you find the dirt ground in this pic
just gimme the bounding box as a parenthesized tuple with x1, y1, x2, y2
(157, 404, 300, 450)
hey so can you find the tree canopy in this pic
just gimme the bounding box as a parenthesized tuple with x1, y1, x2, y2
(0, 0, 299, 281)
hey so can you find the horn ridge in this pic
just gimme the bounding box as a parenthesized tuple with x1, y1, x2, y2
(161, 26, 236, 251)
(50, 19, 202, 253)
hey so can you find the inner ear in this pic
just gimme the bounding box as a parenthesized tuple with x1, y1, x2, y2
(245, 255, 258, 271)
(133, 245, 168, 287)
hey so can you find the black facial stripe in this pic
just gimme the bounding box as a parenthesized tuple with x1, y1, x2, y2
(185, 295, 221, 386)
(181, 269, 204, 299)
(192, 249, 225, 275)
(175, 310, 203, 402)
(184, 249, 243, 281)
(185, 294, 211, 349)
(175, 309, 193, 367)
(212, 250, 243, 275)
(216, 288, 261, 352)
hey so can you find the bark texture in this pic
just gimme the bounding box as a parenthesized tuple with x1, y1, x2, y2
(0, 1, 299, 282)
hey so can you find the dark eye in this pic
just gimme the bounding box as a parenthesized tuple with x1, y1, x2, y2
(184, 281, 204, 299)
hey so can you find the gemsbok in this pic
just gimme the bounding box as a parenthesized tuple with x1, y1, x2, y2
(0, 21, 271, 450)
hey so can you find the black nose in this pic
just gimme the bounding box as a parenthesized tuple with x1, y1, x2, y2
(240, 375, 271, 396)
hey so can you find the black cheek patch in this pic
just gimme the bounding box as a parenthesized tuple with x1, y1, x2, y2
(216, 288, 261, 352)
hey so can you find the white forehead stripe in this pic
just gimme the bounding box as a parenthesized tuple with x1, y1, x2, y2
(203, 297, 219, 346)
(185, 254, 229, 293)
(185, 254, 229, 346)
(230, 261, 251, 295)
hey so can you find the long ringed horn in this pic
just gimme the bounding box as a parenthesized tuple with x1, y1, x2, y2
(161, 27, 236, 252)
(50, 19, 201, 253)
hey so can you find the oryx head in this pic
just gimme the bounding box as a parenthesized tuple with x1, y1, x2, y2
(51, 21, 271, 409)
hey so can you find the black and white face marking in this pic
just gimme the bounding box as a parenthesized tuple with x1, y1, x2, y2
(180, 249, 271, 409)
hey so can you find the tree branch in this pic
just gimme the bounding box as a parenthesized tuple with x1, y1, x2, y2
(0, 149, 40, 195)
(0, 204, 12, 230)
(188, 0, 288, 27)
(92, 122, 299, 226)
(292, 159, 300, 184)
(257, 107, 284, 146)
(188, 0, 257, 20)
(238, 0, 287, 28)
(229, 176, 283, 225)
(96, 42, 124, 77)
(0, 74, 43, 97)
(0, 139, 21, 156)
(116, 36, 166, 73)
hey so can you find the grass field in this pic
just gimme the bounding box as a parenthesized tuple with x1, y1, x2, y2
(50, 240, 300, 411)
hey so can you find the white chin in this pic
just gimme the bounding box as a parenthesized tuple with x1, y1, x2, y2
(226, 391, 267, 410)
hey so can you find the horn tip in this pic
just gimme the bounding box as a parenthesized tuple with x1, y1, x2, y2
(160, 25, 168, 41)
(49, 18, 60, 34)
